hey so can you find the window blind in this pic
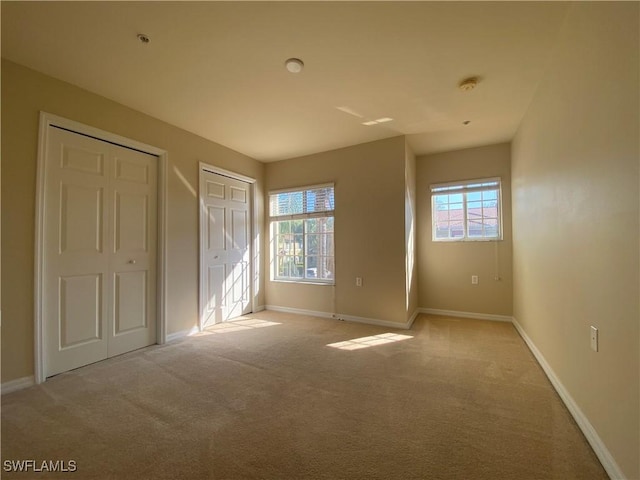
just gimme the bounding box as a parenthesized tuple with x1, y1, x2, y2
(430, 178, 500, 194)
(269, 184, 335, 219)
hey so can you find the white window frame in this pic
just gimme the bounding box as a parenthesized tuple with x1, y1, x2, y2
(269, 183, 335, 285)
(430, 177, 503, 242)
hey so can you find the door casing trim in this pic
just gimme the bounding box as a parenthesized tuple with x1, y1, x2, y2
(198, 162, 257, 331)
(34, 112, 168, 384)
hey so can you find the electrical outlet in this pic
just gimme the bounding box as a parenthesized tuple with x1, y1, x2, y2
(471, 275, 478, 285)
(355, 277, 362, 287)
(590, 326, 598, 352)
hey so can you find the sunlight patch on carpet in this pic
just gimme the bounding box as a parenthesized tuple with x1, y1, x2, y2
(327, 333, 413, 351)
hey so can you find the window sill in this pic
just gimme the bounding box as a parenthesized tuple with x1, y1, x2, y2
(271, 279, 335, 286)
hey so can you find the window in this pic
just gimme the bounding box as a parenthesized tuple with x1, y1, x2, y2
(269, 184, 335, 283)
(431, 177, 502, 241)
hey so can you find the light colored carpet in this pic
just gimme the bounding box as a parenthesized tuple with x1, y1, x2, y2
(2, 312, 607, 479)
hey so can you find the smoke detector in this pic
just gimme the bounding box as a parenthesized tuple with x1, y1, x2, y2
(458, 77, 479, 91)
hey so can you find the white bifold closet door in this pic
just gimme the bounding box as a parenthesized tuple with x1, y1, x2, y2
(44, 127, 157, 377)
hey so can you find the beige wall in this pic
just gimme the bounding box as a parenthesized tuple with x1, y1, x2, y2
(405, 141, 418, 320)
(1, 60, 265, 383)
(416, 143, 513, 316)
(511, 3, 639, 478)
(265, 136, 409, 325)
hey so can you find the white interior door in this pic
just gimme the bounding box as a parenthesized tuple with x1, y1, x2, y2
(200, 169, 251, 328)
(44, 127, 157, 377)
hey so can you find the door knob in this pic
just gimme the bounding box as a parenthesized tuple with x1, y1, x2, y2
(128, 259, 136, 264)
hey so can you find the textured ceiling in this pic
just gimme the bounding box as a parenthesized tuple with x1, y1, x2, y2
(1, 2, 569, 162)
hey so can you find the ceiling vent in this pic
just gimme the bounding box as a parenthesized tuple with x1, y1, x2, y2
(285, 58, 304, 73)
(458, 77, 479, 91)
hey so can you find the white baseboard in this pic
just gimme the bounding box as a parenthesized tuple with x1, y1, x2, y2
(337, 312, 414, 330)
(265, 305, 334, 320)
(1, 376, 35, 395)
(253, 305, 266, 313)
(419, 307, 513, 323)
(407, 309, 420, 329)
(265, 305, 414, 330)
(512, 317, 624, 480)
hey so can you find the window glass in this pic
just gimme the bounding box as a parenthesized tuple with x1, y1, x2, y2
(270, 185, 335, 283)
(431, 178, 502, 242)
